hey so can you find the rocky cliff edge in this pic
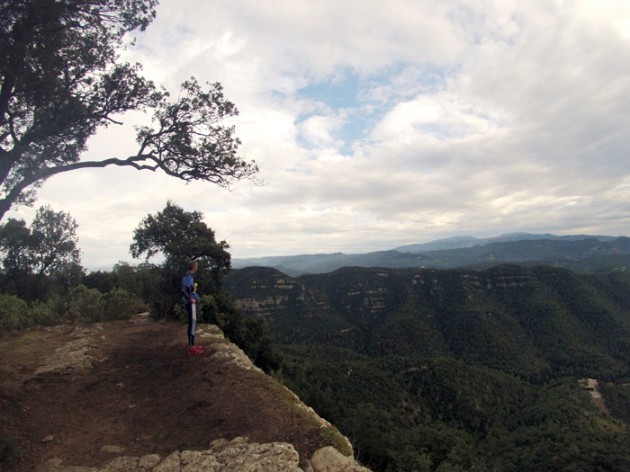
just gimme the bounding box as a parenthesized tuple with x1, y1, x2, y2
(0, 314, 370, 472)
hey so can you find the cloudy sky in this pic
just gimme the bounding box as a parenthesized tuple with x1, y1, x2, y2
(8, 0, 630, 267)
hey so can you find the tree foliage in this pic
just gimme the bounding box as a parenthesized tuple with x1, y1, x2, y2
(226, 265, 630, 470)
(0, 218, 30, 275)
(131, 200, 230, 268)
(29, 205, 81, 276)
(130, 201, 230, 315)
(0, 0, 258, 220)
(0, 206, 82, 299)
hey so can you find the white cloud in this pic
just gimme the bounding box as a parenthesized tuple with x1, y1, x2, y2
(6, 0, 630, 267)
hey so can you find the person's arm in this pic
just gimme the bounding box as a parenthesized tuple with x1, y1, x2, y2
(181, 274, 194, 302)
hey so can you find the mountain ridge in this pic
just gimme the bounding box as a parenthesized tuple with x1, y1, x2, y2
(393, 232, 619, 252)
(233, 233, 630, 276)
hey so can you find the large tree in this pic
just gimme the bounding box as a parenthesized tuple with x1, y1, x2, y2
(131, 201, 231, 313)
(0, 205, 82, 298)
(0, 217, 31, 275)
(131, 200, 230, 270)
(29, 205, 81, 276)
(0, 205, 81, 275)
(0, 0, 258, 220)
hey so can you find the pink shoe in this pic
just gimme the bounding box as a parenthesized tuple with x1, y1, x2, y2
(190, 345, 204, 355)
(187, 346, 202, 356)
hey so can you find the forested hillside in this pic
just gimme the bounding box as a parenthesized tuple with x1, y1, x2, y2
(225, 265, 630, 471)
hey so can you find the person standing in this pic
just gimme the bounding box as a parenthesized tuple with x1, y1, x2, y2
(182, 260, 203, 355)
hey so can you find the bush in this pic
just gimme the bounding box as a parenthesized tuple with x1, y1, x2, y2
(29, 299, 62, 327)
(64, 286, 148, 322)
(173, 302, 187, 322)
(102, 288, 148, 320)
(0, 286, 149, 331)
(200, 294, 219, 323)
(0, 294, 29, 332)
(65, 285, 104, 322)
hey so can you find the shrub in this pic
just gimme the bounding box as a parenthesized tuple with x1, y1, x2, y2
(200, 294, 219, 323)
(29, 299, 61, 327)
(102, 288, 148, 321)
(173, 302, 187, 322)
(0, 294, 29, 332)
(65, 285, 104, 322)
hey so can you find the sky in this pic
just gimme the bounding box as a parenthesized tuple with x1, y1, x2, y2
(7, 0, 630, 268)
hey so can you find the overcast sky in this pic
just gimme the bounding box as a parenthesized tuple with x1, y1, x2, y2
(8, 0, 630, 268)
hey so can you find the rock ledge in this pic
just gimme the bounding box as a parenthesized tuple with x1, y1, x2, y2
(46, 436, 370, 472)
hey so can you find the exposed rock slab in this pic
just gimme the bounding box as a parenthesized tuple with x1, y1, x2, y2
(46, 437, 370, 472)
(47, 439, 302, 472)
(34, 325, 103, 376)
(310, 446, 372, 472)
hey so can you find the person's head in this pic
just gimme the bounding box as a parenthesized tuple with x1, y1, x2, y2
(188, 260, 198, 274)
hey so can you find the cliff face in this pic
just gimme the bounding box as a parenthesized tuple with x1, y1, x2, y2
(225, 266, 534, 319)
(224, 265, 630, 377)
(0, 314, 369, 472)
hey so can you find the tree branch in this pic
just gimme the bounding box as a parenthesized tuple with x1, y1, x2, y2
(0, 154, 158, 220)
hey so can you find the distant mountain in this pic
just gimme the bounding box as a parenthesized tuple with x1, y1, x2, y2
(393, 235, 482, 252)
(394, 232, 618, 253)
(420, 236, 630, 269)
(233, 250, 428, 276)
(233, 234, 630, 276)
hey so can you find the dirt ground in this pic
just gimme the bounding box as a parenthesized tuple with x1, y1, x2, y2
(0, 315, 328, 471)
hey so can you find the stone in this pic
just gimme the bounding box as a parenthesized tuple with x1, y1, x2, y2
(216, 442, 302, 472)
(100, 445, 126, 454)
(228, 436, 249, 445)
(44, 443, 366, 472)
(310, 446, 371, 472)
(34, 328, 98, 376)
(153, 451, 181, 472)
(180, 450, 203, 465)
(209, 343, 261, 372)
(42, 434, 55, 443)
(47, 458, 64, 470)
(209, 438, 229, 450)
(181, 454, 221, 472)
(100, 456, 139, 472)
(138, 454, 161, 469)
(197, 325, 224, 341)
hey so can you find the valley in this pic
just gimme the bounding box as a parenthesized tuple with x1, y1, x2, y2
(224, 264, 630, 471)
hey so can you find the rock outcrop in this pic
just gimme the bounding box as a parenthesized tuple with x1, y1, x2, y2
(33, 324, 104, 376)
(45, 436, 370, 472)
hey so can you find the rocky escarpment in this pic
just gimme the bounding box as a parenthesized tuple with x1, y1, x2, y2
(0, 315, 369, 472)
(223, 265, 630, 378)
(224, 265, 535, 321)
